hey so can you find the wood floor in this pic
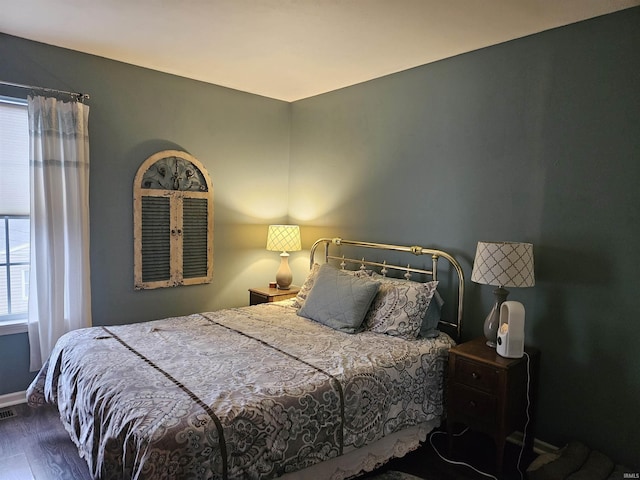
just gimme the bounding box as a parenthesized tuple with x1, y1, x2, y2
(0, 403, 536, 480)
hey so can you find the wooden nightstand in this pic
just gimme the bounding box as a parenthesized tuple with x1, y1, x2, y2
(447, 337, 540, 475)
(248, 286, 300, 305)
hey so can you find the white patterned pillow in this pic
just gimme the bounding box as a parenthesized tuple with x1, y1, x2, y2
(363, 274, 439, 339)
(291, 263, 321, 309)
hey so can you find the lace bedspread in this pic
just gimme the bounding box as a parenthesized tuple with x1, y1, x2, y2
(27, 301, 455, 480)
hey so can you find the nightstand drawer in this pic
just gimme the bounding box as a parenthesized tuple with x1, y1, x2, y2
(454, 358, 499, 393)
(450, 383, 497, 422)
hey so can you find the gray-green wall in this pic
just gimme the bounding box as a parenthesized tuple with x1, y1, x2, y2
(290, 8, 640, 467)
(0, 33, 292, 394)
(2, 5, 639, 468)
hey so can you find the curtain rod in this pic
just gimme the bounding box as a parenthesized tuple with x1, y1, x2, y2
(0, 80, 90, 101)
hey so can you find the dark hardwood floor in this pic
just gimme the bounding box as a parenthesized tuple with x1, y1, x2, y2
(0, 404, 93, 480)
(0, 403, 536, 480)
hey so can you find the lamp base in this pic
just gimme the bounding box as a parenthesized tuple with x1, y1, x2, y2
(484, 286, 509, 347)
(275, 252, 293, 290)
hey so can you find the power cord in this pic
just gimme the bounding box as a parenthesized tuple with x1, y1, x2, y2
(428, 428, 498, 479)
(429, 351, 532, 480)
(516, 351, 532, 480)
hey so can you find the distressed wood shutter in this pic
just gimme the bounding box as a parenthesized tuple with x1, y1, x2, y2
(134, 150, 213, 289)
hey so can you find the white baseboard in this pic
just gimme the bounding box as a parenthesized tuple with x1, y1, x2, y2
(0, 391, 27, 408)
(507, 431, 559, 455)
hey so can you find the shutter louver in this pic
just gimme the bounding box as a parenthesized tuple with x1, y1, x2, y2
(141, 196, 171, 282)
(182, 198, 208, 279)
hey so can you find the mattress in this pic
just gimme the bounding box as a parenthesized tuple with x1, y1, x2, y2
(27, 300, 455, 480)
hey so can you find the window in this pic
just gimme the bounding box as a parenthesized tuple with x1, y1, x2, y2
(0, 96, 29, 331)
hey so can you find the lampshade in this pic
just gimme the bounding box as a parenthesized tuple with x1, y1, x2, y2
(471, 241, 535, 288)
(266, 225, 301, 253)
(471, 241, 534, 348)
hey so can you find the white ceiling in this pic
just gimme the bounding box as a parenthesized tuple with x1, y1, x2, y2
(2, 0, 639, 101)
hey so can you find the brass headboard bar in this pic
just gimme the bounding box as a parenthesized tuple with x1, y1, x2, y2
(309, 237, 465, 340)
(325, 255, 434, 277)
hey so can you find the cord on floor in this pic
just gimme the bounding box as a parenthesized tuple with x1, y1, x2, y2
(428, 428, 499, 480)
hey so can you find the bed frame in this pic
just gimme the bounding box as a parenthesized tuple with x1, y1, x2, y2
(310, 237, 465, 341)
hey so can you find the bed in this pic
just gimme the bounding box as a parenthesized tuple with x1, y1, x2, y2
(27, 237, 465, 480)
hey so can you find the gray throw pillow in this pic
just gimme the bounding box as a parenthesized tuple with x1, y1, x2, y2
(297, 264, 380, 333)
(420, 290, 444, 338)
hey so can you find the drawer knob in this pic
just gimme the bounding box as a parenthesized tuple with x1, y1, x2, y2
(469, 400, 477, 408)
(471, 371, 479, 380)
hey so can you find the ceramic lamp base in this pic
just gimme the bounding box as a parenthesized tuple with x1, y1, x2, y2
(484, 286, 509, 347)
(275, 252, 293, 290)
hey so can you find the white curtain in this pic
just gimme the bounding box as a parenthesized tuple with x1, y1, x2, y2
(27, 95, 92, 371)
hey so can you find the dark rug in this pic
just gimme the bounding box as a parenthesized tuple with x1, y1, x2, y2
(367, 471, 426, 480)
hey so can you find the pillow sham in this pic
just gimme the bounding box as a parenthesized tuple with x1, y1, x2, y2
(292, 263, 373, 309)
(363, 273, 438, 339)
(420, 290, 444, 338)
(297, 264, 380, 333)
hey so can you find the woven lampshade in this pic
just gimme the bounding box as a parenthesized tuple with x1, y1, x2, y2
(266, 225, 301, 252)
(471, 241, 535, 288)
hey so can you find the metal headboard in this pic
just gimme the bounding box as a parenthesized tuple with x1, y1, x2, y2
(309, 237, 465, 341)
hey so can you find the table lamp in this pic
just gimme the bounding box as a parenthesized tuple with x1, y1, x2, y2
(471, 241, 535, 347)
(266, 225, 301, 289)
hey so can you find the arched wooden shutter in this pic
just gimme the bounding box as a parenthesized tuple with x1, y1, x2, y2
(134, 150, 213, 289)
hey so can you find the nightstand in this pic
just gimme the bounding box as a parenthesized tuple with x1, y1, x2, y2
(447, 337, 540, 475)
(248, 286, 300, 305)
